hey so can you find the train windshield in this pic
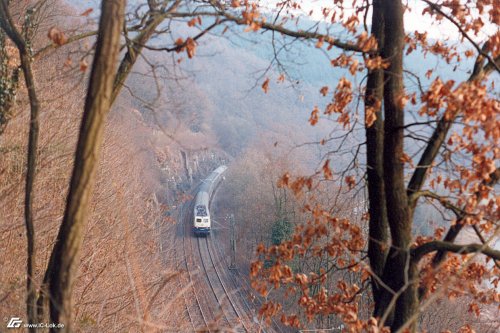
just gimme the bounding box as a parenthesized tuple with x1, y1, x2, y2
(196, 205, 207, 216)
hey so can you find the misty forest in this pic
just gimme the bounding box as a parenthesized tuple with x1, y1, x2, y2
(0, 0, 499, 332)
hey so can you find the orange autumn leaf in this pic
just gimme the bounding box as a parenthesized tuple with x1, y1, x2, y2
(399, 152, 414, 167)
(345, 176, 356, 189)
(79, 59, 88, 72)
(365, 98, 381, 127)
(337, 111, 350, 128)
(468, 302, 480, 317)
(365, 107, 377, 127)
(322, 160, 333, 180)
(250, 260, 263, 277)
(63, 57, 72, 67)
(185, 37, 196, 58)
(464, 49, 474, 58)
(277, 173, 290, 187)
(365, 56, 389, 70)
(174, 37, 184, 51)
(349, 59, 359, 75)
(262, 78, 270, 93)
(47, 26, 67, 46)
(397, 93, 409, 109)
(309, 106, 319, 126)
(319, 86, 329, 96)
(80, 8, 93, 17)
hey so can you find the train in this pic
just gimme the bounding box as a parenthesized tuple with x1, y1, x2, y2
(193, 165, 227, 236)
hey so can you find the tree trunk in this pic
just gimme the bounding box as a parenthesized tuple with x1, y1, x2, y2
(364, 0, 389, 316)
(43, 1, 125, 331)
(0, 3, 40, 330)
(20, 50, 40, 333)
(377, 1, 419, 331)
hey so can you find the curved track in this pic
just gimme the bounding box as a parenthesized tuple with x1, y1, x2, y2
(208, 237, 260, 322)
(180, 198, 253, 332)
(198, 236, 250, 332)
(181, 213, 211, 330)
(175, 172, 283, 332)
(210, 230, 286, 333)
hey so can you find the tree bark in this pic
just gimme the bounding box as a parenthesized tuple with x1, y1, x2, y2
(43, 1, 125, 331)
(0, 3, 40, 330)
(20, 50, 39, 333)
(364, 0, 389, 317)
(377, 1, 418, 331)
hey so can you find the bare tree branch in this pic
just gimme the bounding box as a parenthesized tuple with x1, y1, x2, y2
(412, 241, 500, 263)
(33, 30, 98, 59)
(208, 0, 371, 53)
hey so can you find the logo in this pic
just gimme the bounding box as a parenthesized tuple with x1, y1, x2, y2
(7, 317, 22, 328)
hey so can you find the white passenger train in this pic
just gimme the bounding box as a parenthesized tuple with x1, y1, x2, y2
(193, 166, 227, 236)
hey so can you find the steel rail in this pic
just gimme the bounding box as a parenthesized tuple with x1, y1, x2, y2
(177, 205, 197, 332)
(203, 236, 251, 332)
(181, 200, 211, 331)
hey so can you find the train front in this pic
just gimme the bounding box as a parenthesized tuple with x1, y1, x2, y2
(193, 192, 211, 235)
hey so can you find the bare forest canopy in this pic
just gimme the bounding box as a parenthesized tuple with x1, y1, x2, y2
(1, 0, 499, 333)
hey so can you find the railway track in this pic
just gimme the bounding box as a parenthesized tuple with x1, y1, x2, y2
(182, 203, 257, 331)
(180, 200, 214, 331)
(207, 236, 261, 324)
(175, 172, 277, 332)
(198, 236, 251, 332)
(207, 236, 262, 321)
(182, 198, 253, 332)
(209, 225, 287, 333)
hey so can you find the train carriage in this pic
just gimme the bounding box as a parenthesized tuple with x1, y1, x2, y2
(193, 192, 210, 235)
(193, 166, 227, 236)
